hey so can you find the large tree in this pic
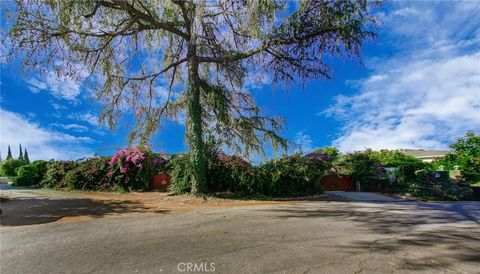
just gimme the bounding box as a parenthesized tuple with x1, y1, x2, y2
(5, 0, 377, 194)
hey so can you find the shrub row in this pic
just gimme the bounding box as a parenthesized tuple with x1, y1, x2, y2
(168, 148, 331, 197)
(4, 147, 167, 191)
(1, 145, 475, 200)
(409, 170, 473, 201)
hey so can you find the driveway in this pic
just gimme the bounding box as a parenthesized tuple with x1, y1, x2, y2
(327, 191, 401, 202)
(1, 188, 479, 274)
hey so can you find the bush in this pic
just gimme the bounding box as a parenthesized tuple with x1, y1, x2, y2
(107, 147, 167, 191)
(410, 170, 473, 200)
(309, 147, 340, 160)
(167, 154, 194, 193)
(62, 157, 111, 190)
(37, 148, 167, 191)
(168, 149, 326, 197)
(432, 131, 480, 183)
(334, 149, 387, 191)
(167, 140, 252, 194)
(15, 161, 49, 186)
(209, 152, 257, 194)
(372, 150, 430, 192)
(257, 154, 326, 196)
(15, 165, 38, 186)
(168, 140, 255, 195)
(41, 161, 79, 188)
(0, 159, 28, 177)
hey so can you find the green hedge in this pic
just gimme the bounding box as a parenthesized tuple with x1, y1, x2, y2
(62, 157, 111, 190)
(168, 152, 327, 197)
(0, 159, 28, 177)
(15, 160, 49, 186)
(409, 170, 473, 200)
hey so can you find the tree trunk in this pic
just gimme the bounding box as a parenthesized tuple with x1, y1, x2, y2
(187, 58, 207, 194)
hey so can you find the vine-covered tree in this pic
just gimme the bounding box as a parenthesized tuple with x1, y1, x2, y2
(5, 0, 377, 194)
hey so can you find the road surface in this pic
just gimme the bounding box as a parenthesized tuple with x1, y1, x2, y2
(1, 189, 479, 273)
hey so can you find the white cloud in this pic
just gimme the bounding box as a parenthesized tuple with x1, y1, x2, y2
(52, 123, 89, 132)
(68, 112, 100, 126)
(324, 2, 480, 152)
(26, 71, 83, 101)
(50, 101, 68, 110)
(294, 131, 313, 153)
(0, 109, 93, 160)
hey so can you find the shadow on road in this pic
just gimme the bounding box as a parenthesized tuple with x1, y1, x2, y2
(262, 201, 480, 270)
(0, 196, 170, 226)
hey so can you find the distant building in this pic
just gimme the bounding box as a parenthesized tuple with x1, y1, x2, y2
(399, 149, 450, 162)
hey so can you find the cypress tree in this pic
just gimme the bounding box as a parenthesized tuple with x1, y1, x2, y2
(18, 144, 23, 160)
(6, 145, 13, 160)
(24, 148, 30, 164)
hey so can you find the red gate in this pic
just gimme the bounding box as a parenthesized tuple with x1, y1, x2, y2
(320, 175, 354, 191)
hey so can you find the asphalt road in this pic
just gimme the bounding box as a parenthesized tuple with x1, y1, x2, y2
(1, 194, 479, 273)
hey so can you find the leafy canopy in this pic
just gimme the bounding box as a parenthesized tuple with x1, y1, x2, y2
(5, 0, 377, 157)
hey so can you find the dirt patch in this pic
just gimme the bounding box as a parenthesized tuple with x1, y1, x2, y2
(0, 189, 334, 228)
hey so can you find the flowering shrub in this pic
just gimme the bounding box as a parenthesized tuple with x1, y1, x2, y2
(208, 152, 255, 194)
(41, 161, 79, 188)
(107, 146, 167, 190)
(168, 141, 327, 196)
(305, 152, 335, 162)
(167, 142, 253, 194)
(62, 157, 111, 190)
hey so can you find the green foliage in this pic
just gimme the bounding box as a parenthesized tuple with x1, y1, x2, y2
(311, 147, 340, 159)
(433, 131, 480, 183)
(0, 159, 28, 177)
(15, 165, 39, 186)
(6, 145, 13, 160)
(373, 150, 430, 185)
(335, 149, 386, 191)
(41, 161, 79, 188)
(14, 160, 48, 186)
(62, 157, 111, 190)
(167, 154, 193, 194)
(6, 0, 377, 194)
(18, 144, 23, 160)
(410, 170, 473, 201)
(168, 149, 326, 197)
(257, 154, 326, 197)
(24, 149, 30, 164)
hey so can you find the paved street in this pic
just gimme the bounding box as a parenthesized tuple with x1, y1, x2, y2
(1, 189, 479, 274)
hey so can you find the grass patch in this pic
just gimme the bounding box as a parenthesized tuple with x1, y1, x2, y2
(471, 181, 480, 187)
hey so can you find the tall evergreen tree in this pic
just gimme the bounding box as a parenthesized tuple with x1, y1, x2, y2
(24, 148, 30, 164)
(18, 144, 23, 160)
(6, 145, 13, 160)
(5, 0, 377, 194)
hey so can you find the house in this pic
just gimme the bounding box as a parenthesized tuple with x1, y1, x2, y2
(399, 149, 450, 162)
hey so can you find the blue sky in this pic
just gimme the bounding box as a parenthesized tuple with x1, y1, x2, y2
(1, 1, 480, 161)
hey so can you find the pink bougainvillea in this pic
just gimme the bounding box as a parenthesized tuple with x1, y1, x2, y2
(107, 146, 167, 189)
